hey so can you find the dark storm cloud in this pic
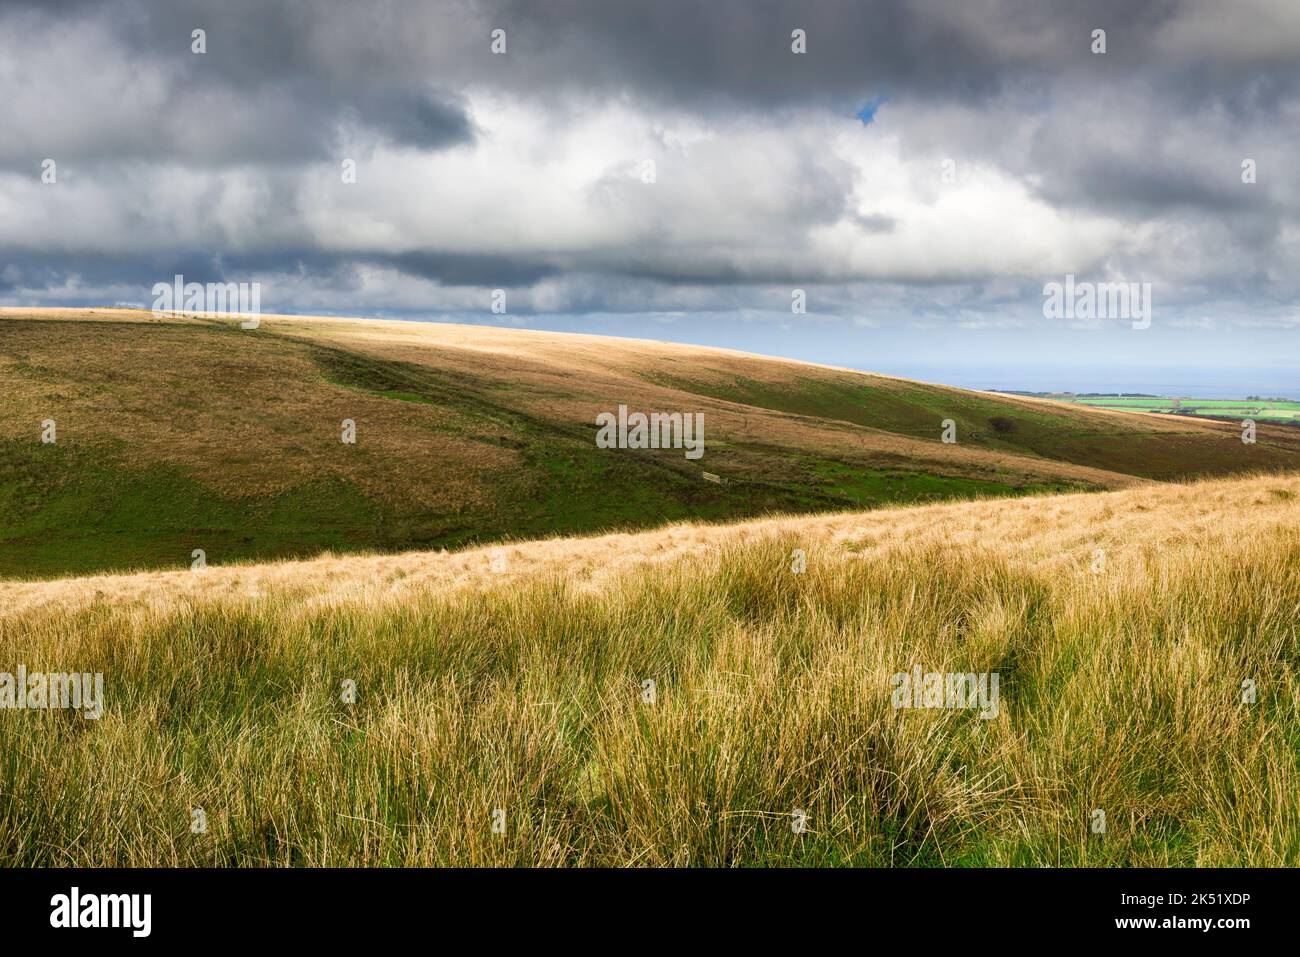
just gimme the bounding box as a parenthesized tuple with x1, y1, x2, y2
(381, 251, 558, 287)
(12, 0, 1292, 158)
(1046, 154, 1268, 215)
(0, 250, 323, 292)
(9, 0, 1300, 111)
(354, 92, 475, 150)
(490, 0, 1085, 105)
(1, 0, 1299, 323)
(0, 0, 475, 165)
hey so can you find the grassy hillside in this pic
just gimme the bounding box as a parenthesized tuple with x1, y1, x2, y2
(2, 473, 1297, 866)
(4, 308, 1299, 579)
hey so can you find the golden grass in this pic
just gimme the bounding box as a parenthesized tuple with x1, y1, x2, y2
(4, 471, 1294, 613)
(1, 473, 1296, 866)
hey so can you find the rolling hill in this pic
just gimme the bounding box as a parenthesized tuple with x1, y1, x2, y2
(4, 307, 1299, 580)
(2, 472, 1297, 866)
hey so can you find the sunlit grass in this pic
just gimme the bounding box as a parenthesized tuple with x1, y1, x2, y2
(2, 475, 1296, 866)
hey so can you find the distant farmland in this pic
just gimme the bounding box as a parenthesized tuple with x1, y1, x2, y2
(1032, 394, 1300, 424)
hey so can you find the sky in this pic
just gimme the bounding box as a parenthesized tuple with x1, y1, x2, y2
(2, 0, 1298, 396)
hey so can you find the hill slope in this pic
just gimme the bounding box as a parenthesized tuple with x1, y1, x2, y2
(2, 473, 1297, 866)
(3, 307, 1298, 579)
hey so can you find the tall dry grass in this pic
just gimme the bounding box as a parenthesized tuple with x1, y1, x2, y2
(1, 477, 1297, 866)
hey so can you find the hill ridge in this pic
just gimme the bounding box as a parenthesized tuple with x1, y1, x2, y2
(3, 308, 1298, 580)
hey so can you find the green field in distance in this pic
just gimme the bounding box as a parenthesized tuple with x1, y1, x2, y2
(1003, 393, 1300, 424)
